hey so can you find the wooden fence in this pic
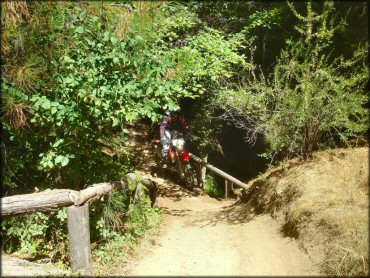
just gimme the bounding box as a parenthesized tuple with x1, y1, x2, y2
(1, 173, 157, 275)
(190, 153, 250, 198)
(2, 154, 251, 274)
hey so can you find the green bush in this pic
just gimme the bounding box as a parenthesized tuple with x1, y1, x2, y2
(1, 207, 69, 266)
(217, 1, 368, 160)
(92, 188, 163, 266)
(205, 174, 224, 198)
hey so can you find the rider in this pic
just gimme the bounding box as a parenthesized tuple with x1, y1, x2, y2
(159, 106, 189, 168)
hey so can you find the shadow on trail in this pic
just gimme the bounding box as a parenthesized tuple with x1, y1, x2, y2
(150, 166, 197, 200)
(159, 186, 195, 201)
(160, 207, 193, 217)
(185, 203, 258, 228)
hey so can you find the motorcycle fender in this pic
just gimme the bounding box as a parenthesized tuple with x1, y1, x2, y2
(169, 148, 175, 163)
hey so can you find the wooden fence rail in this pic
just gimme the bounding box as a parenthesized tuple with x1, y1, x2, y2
(190, 153, 250, 198)
(1, 173, 157, 275)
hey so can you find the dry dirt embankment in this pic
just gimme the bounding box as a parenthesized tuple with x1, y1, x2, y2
(240, 147, 369, 276)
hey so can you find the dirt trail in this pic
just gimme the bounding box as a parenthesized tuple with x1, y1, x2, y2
(123, 175, 320, 276)
(123, 123, 321, 276)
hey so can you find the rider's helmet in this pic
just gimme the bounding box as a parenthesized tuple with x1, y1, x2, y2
(165, 105, 180, 124)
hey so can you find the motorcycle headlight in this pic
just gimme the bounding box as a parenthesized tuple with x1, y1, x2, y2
(176, 139, 185, 151)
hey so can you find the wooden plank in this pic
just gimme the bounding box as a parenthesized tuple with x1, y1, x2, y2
(67, 204, 93, 275)
(189, 153, 249, 190)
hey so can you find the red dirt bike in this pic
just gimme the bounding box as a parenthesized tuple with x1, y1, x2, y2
(153, 130, 198, 189)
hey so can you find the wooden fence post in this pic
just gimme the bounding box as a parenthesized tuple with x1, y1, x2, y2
(200, 155, 208, 188)
(67, 204, 93, 275)
(224, 180, 233, 199)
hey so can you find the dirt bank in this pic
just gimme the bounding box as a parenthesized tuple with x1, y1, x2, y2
(241, 147, 369, 276)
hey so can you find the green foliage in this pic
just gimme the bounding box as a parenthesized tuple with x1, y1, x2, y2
(189, 107, 223, 156)
(1, 2, 198, 194)
(169, 25, 249, 155)
(204, 174, 224, 198)
(26, 9, 184, 182)
(217, 1, 369, 160)
(92, 187, 163, 266)
(1, 2, 173, 267)
(236, 7, 282, 44)
(154, 2, 200, 43)
(1, 208, 69, 265)
(90, 190, 130, 241)
(172, 27, 249, 95)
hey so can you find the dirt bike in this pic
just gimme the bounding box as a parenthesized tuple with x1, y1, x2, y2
(153, 130, 198, 189)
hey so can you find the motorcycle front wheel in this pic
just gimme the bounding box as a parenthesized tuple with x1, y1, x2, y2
(183, 164, 197, 190)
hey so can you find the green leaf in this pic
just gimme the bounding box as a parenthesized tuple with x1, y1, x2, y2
(52, 139, 64, 148)
(110, 36, 118, 44)
(113, 57, 119, 64)
(61, 157, 69, 167)
(64, 77, 73, 84)
(146, 87, 153, 95)
(47, 160, 54, 168)
(55, 155, 64, 164)
(103, 31, 110, 41)
(75, 26, 84, 34)
(41, 100, 51, 109)
(112, 117, 119, 127)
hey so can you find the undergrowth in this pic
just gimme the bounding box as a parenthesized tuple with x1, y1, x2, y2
(91, 189, 164, 273)
(204, 174, 224, 198)
(1, 208, 69, 268)
(1, 182, 163, 273)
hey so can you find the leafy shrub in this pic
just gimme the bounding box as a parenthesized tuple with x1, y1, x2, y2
(216, 1, 369, 160)
(1, 207, 69, 266)
(92, 186, 163, 267)
(205, 174, 224, 198)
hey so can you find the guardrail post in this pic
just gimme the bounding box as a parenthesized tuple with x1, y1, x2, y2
(67, 204, 93, 275)
(224, 180, 233, 199)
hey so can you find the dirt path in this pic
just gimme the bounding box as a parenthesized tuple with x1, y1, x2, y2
(123, 122, 320, 276)
(122, 175, 319, 276)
